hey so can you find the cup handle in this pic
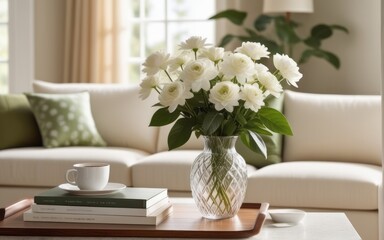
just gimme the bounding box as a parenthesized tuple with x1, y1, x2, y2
(65, 169, 77, 185)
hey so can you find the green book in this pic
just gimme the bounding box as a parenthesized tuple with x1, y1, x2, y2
(34, 187, 168, 208)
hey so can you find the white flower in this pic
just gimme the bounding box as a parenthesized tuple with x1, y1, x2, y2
(142, 51, 170, 75)
(257, 72, 283, 98)
(168, 52, 192, 72)
(180, 59, 218, 92)
(209, 81, 240, 112)
(139, 75, 161, 100)
(159, 81, 193, 113)
(200, 47, 225, 63)
(179, 36, 209, 51)
(254, 63, 269, 76)
(235, 42, 270, 61)
(240, 84, 265, 112)
(220, 53, 255, 84)
(273, 53, 302, 88)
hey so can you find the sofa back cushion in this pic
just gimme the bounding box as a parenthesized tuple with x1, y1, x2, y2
(33, 80, 158, 153)
(283, 90, 381, 166)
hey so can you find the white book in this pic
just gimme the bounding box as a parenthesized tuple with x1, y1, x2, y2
(24, 202, 172, 225)
(31, 197, 169, 217)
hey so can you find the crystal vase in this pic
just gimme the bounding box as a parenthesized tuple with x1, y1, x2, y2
(190, 136, 248, 219)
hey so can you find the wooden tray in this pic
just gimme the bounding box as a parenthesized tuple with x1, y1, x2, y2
(0, 200, 269, 239)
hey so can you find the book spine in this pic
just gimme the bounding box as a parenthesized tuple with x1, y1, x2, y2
(31, 198, 169, 216)
(24, 211, 158, 225)
(34, 196, 148, 208)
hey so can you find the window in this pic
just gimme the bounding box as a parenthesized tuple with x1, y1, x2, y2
(123, 0, 216, 84)
(0, 0, 8, 93)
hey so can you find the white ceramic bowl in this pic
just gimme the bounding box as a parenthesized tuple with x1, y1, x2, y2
(269, 209, 306, 224)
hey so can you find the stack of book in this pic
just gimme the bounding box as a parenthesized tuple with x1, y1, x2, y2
(23, 187, 172, 225)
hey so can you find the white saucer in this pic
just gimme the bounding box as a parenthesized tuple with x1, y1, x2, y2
(59, 183, 126, 195)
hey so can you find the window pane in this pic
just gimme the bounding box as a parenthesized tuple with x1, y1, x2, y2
(145, 0, 165, 20)
(167, 0, 215, 20)
(127, 23, 141, 57)
(128, 63, 141, 84)
(145, 23, 166, 55)
(167, 22, 215, 53)
(0, 0, 7, 22)
(126, 0, 140, 19)
(0, 24, 8, 61)
(0, 63, 8, 93)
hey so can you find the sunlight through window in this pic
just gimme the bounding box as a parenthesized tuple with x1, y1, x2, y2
(122, 0, 216, 84)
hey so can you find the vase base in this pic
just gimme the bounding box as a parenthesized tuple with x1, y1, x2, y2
(201, 213, 236, 220)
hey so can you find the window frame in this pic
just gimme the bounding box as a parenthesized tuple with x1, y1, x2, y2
(8, 0, 34, 93)
(125, 0, 217, 84)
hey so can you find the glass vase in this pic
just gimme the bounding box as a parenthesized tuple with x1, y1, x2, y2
(190, 136, 248, 220)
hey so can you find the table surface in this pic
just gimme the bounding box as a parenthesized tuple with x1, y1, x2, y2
(0, 198, 362, 240)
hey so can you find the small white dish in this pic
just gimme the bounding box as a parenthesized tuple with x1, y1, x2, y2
(59, 182, 126, 196)
(269, 209, 306, 224)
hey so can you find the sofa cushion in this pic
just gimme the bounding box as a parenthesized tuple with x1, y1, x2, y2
(33, 80, 158, 153)
(0, 147, 150, 187)
(131, 150, 258, 192)
(245, 161, 381, 210)
(0, 94, 42, 149)
(25, 92, 106, 148)
(131, 150, 200, 191)
(283, 90, 381, 165)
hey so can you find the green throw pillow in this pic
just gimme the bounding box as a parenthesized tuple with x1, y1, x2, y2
(25, 92, 106, 148)
(236, 95, 284, 168)
(0, 94, 42, 149)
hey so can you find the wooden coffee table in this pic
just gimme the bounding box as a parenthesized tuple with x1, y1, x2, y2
(0, 198, 362, 239)
(0, 199, 268, 239)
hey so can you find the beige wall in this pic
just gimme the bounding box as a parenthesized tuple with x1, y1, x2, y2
(296, 0, 381, 95)
(34, 0, 381, 95)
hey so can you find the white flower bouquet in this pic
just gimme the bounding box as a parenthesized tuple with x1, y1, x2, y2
(140, 36, 302, 157)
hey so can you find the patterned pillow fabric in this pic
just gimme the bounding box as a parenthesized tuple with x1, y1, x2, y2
(25, 92, 106, 148)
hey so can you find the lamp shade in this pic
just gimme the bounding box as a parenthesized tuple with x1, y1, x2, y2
(263, 0, 314, 13)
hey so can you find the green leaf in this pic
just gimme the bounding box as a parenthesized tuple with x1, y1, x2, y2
(209, 9, 247, 26)
(202, 112, 224, 135)
(244, 119, 273, 136)
(222, 119, 237, 136)
(240, 130, 267, 158)
(235, 112, 247, 125)
(303, 37, 321, 48)
(258, 107, 293, 135)
(218, 34, 236, 47)
(311, 24, 332, 40)
(168, 118, 195, 150)
(331, 25, 349, 34)
(245, 28, 258, 38)
(299, 49, 340, 69)
(149, 107, 180, 126)
(254, 14, 274, 31)
(274, 17, 301, 44)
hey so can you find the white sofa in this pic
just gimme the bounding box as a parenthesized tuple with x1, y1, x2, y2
(0, 80, 381, 240)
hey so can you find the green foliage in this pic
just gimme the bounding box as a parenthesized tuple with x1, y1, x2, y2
(168, 118, 195, 150)
(209, 10, 348, 69)
(149, 107, 180, 126)
(151, 93, 293, 158)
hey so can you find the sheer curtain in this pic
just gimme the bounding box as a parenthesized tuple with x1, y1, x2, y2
(63, 0, 127, 83)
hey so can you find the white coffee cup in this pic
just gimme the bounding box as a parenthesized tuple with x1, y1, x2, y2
(65, 163, 110, 190)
